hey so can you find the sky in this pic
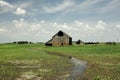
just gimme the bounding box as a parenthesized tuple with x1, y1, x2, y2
(0, 0, 120, 43)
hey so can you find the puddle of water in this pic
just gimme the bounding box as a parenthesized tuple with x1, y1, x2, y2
(68, 57, 87, 80)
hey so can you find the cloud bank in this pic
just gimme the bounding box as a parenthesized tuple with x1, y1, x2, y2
(13, 7, 26, 15)
(0, 18, 120, 43)
(0, 0, 27, 15)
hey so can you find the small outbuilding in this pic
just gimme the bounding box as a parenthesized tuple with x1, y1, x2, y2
(45, 30, 72, 46)
(76, 39, 84, 44)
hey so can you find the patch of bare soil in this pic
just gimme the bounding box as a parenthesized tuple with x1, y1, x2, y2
(18, 65, 41, 68)
(16, 71, 71, 80)
(57, 74, 70, 80)
(16, 71, 42, 80)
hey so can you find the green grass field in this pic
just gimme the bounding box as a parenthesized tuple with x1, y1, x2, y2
(0, 43, 120, 80)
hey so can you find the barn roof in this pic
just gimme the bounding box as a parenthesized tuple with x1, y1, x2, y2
(52, 30, 71, 38)
(46, 38, 52, 44)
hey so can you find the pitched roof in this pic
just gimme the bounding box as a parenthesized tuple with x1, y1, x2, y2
(52, 30, 71, 38)
(45, 38, 52, 44)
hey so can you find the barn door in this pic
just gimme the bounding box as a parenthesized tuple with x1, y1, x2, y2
(61, 43, 63, 46)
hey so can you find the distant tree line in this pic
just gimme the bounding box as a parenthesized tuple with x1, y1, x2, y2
(13, 41, 34, 44)
(84, 42, 99, 44)
(105, 42, 116, 45)
(76, 39, 99, 44)
(76, 39, 117, 45)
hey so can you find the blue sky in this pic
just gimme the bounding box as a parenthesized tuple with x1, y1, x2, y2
(0, 0, 120, 43)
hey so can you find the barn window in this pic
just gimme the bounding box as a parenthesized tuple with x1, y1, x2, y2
(58, 31, 63, 36)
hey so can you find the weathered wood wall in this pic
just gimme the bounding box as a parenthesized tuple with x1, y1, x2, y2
(52, 34, 70, 46)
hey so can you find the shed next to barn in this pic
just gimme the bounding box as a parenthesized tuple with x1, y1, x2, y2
(45, 30, 72, 46)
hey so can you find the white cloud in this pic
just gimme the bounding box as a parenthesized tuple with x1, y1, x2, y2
(95, 20, 106, 30)
(13, 18, 26, 28)
(13, 7, 26, 15)
(75, 20, 83, 26)
(12, 19, 42, 32)
(43, 0, 75, 13)
(41, 20, 45, 24)
(0, 0, 13, 8)
(0, 0, 14, 13)
(0, 0, 28, 15)
(72, 20, 96, 32)
(85, 24, 95, 31)
(0, 27, 8, 34)
(116, 24, 120, 29)
(30, 23, 41, 31)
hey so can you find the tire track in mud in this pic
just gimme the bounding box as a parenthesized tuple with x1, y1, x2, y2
(44, 50, 70, 58)
(28, 47, 69, 57)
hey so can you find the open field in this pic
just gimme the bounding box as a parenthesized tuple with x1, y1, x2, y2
(0, 43, 120, 80)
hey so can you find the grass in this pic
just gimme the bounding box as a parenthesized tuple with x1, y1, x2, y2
(0, 43, 120, 80)
(0, 44, 71, 80)
(44, 44, 120, 80)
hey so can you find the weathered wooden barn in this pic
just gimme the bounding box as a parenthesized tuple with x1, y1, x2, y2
(45, 30, 72, 46)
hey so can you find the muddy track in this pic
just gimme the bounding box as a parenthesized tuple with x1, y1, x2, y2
(44, 50, 70, 58)
(28, 48, 69, 58)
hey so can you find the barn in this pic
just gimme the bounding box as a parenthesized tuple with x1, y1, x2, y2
(45, 30, 72, 46)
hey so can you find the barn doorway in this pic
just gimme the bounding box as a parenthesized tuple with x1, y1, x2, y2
(61, 43, 63, 46)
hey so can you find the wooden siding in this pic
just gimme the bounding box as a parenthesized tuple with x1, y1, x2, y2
(45, 30, 72, 46)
